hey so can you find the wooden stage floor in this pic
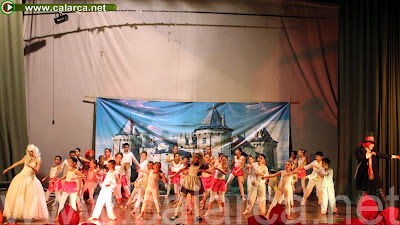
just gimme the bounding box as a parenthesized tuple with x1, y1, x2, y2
(1, 194, 361, 225)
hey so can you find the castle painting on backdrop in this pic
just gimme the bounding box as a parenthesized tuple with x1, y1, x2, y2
(96, 98, 290, 179)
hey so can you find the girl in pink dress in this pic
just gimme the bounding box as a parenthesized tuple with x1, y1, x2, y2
(42, 155, 63, 207)
(2, 144, 48, 222)
(81, 159, 100, 208)
(55, 157, 86, 222)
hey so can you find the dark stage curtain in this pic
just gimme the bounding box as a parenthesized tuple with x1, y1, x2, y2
(0, 0, 28, 181)
(338, 0, 400, 201)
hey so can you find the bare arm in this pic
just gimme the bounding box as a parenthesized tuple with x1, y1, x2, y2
(42, 173, 50, 182)
(160, 173, 168, 184)
(3, 156, 26, 174)
(73, 169, 86, 180)
(80, 157, 90, 163)
(138, 169, 151, 175)
(262, 171, 282, 180)
(166, 155, 174, 163)
(215, 166, 229, 175)
(171, 164, 189, 178)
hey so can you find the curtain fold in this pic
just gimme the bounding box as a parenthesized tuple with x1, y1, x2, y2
(338, 0, 400, 201)
(0, 0, 28, 181)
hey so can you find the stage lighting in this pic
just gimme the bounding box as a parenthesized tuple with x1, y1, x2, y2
(54, 13, 68, 24)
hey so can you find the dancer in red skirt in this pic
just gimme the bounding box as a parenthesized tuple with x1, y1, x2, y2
(42, 155, 63, 207)
(226, 147, 246, 200)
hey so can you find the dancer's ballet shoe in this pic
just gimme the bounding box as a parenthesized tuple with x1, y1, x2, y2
(196, 216, 203, 221)
(110, 217, 117, 221)
(89, 217, 98, 221)
(242, 211, 250, 215)
(287, 214, 294, 220)
(170, 214, 179, 220)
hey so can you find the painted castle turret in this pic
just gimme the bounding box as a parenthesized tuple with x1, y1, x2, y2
(177, 105, 233, 158)
(231, 127, 278, 169)
(112, 118, 146, 156)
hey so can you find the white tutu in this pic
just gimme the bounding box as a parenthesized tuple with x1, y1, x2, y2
(3, 161, 49, 220)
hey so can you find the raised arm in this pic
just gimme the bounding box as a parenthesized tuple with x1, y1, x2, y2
(355, 147, 368, 163)
(262, 171, 282, 180)
(3, 156, 26, 174)
(138, 169, 151, 175)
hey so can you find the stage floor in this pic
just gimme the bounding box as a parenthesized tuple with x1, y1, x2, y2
(1, 194, 362, 225)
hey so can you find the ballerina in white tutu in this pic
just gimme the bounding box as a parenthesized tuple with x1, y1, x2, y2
(2, 144, 49, 222)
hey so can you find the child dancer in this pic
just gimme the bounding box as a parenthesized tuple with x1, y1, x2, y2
(296, 149, 309, 194)
(300, 151, 323, 205)
(262, 161, 299, 220)
(242, 154, 269, 215)
(226, 147, 246, 200)
(96, 155, 105, 188)
(42, 155, 63, 206)
(126, 151, 148, 208)
(89, 160, 118, 221)
(104, 148, 113, 164)
(205, 146, 216, 164)
(170, 151, 209, 221)
(61, 150, 76, 177)
(114, 152, 128, 206)
(166, 146, 181, 199)
(81, 159, 100, 208)
(319, 158, 337, 215)
(131, 161, 153, 213)
(2, 144, 48, 222)
(204, 155, 229, 216)
(290, 151, 298, 168)
(200, 154, 214, 209)
(267, 169, 278, 201)
(136, 162, 167, 219)
(171, 153, 184, 202)
(243, 155, 256, 201)
(55, 157, 86, 222)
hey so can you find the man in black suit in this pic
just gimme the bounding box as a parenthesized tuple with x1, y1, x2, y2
(354, 134, 399, 208)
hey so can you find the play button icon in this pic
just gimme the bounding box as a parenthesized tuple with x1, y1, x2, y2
(1, 1, 15, 15)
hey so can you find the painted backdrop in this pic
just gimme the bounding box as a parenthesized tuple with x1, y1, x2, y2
(96, 98, 290, 177)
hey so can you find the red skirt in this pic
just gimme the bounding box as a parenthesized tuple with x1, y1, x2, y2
(232, 166, 244, 176)
(171, 174, 180, 184)
(201, 176, 214, 190)
(121, 175, 128, 186)
(297, 168, 306, 178)
(48, 177, 62, 192)
(63, 181, 77, 194)
(212, 179, 226, 192)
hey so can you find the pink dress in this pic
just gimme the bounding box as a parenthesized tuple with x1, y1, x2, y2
(48, 166, 62, 192)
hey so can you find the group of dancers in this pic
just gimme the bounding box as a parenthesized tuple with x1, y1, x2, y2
(3, 134, 400, 223)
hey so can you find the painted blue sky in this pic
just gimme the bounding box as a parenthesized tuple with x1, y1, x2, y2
(96, 98, 290, 158)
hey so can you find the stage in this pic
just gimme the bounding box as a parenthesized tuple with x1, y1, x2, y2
(1, 194, 360, 225)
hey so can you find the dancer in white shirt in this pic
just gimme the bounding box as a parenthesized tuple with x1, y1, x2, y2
(42, 155, 63, 207)
(121, 143, 141, 194)
(242, 154, 269, 215)
(299, 151, 323, 205)
(90, 160, 118, 221)
(319, 158, 338, 215)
